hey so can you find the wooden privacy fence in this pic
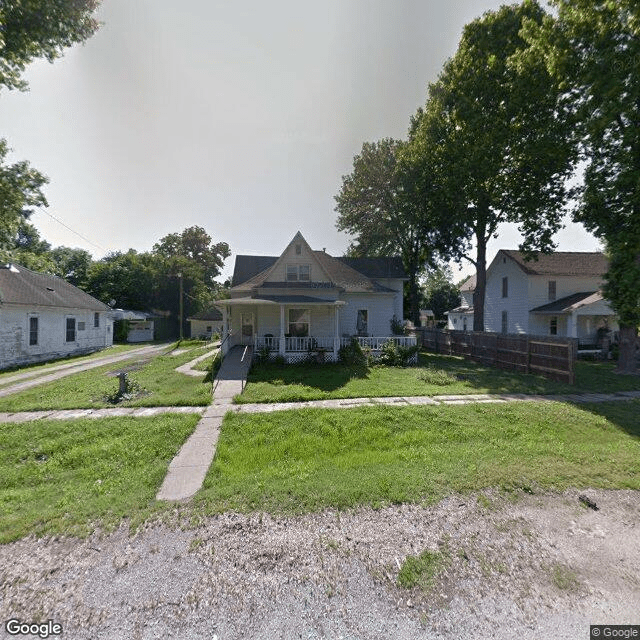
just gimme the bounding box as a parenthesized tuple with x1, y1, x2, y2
(417, 329, 577, 384)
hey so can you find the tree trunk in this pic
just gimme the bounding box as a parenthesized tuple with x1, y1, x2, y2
(615, 324, 638, 374)
(473, 233, 487, 332)
(408, 270, 420, 326)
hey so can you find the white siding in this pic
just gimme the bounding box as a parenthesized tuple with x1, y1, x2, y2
(339, 293, 396, 336)
(528, 275, 603, 310)
(484, 257, 529, 333)
(0, 305, 112, 369)
(190, 319, 222, 338)
(375, 278, 405, 319)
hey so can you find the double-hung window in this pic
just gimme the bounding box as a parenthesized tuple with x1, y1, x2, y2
(29, 317, 39, 346)
(502, 277, 508, 298)
(66, 318, 76, 342)
(94, 312, 100, 328)
(288, 309, 309, 337)
(286, 265, 311, 282)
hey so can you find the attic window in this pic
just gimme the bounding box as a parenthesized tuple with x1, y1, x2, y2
(295, 244, 301, 255)
(286, 264, 310, 281)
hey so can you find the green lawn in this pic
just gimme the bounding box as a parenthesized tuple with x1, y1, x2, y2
(195, 400, 640, 514)
(0, 413, 200, 543)
(0, 346, 212, 411)
(0, 343, 146, 386)
(236, 353, 640, 404)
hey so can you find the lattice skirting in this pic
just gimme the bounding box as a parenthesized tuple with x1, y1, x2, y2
(259, 351, 417, 365)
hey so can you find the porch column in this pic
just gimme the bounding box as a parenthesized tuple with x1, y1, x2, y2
(221, 306, 229, 356)
(279, 305, 286, 356)
(333, 304, 340, 360)
(567, 311, 578, 338)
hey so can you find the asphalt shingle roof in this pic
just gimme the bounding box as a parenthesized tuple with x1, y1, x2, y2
(0, 264, 109, 311)
(187, 307, 223, 321)
(501, 250, 608, 276)
(231, 251, 404, 293)
(530, 291, 602, 313)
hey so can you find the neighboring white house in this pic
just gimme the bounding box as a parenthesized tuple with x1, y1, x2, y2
(445, 274, 475, 331)
(0, 263, 113, 369)
(215, 232, 413, 361)
(188, 308, 223, 339)
(110, 309, 155, 342)
(447, 250, 618, 345)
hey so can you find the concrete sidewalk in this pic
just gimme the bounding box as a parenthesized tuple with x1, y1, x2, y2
(0, 406, 205, 423)
(157, 346, 253, 501)
(0, 343, 171, 398)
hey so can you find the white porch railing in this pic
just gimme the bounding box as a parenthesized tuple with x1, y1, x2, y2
(255, 335, 417, 352)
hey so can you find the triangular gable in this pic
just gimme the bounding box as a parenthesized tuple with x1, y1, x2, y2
(249, 231, 334, 286)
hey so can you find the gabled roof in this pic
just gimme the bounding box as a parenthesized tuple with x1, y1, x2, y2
(336, 257, 407, 279)
(0, 264, 109, 311)
(499, 250, 608, 276)
(459, 274, 476, 291)
(187, 307, 223, 321)
(230, 234, 406, 293)
(232, 256, 278, 287)
(529, 291, 609, 314)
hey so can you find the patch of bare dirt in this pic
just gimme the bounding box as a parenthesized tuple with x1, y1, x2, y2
(1, 488, 638, 639)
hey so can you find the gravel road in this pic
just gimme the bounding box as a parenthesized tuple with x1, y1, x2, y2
(1, 488, 638, 639)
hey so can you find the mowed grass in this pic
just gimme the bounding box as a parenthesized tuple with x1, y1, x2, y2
(0, 346, 212, 411)
(195, 400, 640, 513)
(0, 413, 200, 542)
(237, 353, 640, 404)
(0, 343, 146, 387)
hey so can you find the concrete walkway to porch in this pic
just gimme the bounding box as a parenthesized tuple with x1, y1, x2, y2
(156, 345, 253, 501)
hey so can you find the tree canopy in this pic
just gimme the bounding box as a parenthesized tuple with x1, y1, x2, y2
(0, 0, 100, 91)
(408, 1, 575, 331)
(519, 0, 640, 372)
(335, 138, 450, 324)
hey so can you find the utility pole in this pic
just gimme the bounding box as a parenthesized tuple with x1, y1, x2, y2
(178, 272, 184, 340)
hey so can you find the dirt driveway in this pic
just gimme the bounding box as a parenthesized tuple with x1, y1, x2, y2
(1, 488, 638, 639)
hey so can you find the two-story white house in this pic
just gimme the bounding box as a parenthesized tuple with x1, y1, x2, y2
(447, 250, 618, 345)
(0, 263, 113, 369)
(215, 232, 413, 361)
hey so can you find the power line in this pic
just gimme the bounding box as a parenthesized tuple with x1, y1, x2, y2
(35, 206, 108, 253)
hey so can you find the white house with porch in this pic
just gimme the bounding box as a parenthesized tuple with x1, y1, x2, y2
(215, 232, 415, 362)
(453, 250, 618, 346)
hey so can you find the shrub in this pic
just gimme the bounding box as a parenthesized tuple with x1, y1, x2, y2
(338, 338, 368, 366)
(378, 340, 419, 366)
(390, 315, 407, 336)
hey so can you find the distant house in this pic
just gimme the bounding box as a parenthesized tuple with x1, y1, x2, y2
(110, 309, 156, 342)
(445, 275, 475, 331)
(0, 263, 113, 369)
(215, 231, 413, 361)
(446, 250, 618, 345)
(188, 308, 223, 339)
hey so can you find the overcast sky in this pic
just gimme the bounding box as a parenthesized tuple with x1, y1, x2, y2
(0, 0, 601, 282)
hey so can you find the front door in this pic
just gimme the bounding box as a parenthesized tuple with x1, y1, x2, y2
(241, 312, 254, 345)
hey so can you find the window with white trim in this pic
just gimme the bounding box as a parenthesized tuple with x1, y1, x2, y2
(502, 277, 508, 298)
(550, 316, 558, 335)
(94, 312, 100, 328)
(288, 308, 309, 337)
(356, 309, 368, 335)
(548, 281, 556, 301)
(286, 264, 311, 281)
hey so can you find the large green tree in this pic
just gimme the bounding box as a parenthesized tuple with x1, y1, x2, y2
(408, 1, 575, 331)
(521, 0, 640, 373)
(0, 0, 100, 91)
(335, 138, 450, 324)
(421, 266, 461, 322)
(0, 0, 101, 254)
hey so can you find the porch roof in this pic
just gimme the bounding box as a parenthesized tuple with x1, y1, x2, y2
(529, 291, 605, 314)
(215, 295, 346, 307)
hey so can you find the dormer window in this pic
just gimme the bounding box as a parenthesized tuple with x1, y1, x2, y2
(286, 264, 310, 281)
